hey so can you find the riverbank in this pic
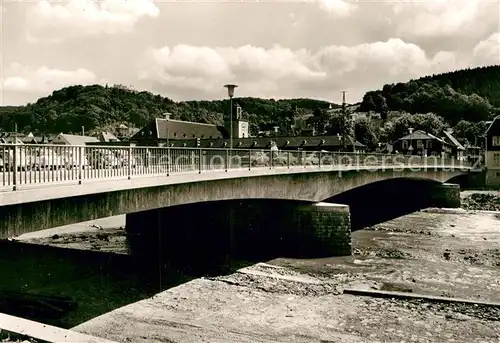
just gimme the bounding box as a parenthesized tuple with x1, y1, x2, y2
(6, 190, 500, 342)
(72, 208, 500, 342)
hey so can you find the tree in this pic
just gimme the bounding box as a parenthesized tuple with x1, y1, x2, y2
(311, 108, 329, 134)
(453, 120, 485, 145)
(354, 119, 379, 151)
(384, 113, 446, 142)
(358, 65, 500, 123)
(328, 113, 354, 148)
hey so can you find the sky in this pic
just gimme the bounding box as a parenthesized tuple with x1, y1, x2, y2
(0, 0, 499, 106)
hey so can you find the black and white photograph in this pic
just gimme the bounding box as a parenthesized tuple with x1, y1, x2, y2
(0, 0, 499, 342)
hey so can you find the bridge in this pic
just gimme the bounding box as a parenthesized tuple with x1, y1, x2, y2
(0, 143, 473, 268)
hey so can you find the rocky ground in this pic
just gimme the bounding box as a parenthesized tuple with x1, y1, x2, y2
(461, 190, 500, 211)
(73, 206, 500, 342)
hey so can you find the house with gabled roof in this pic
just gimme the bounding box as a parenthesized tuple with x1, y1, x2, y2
(131, 117, 227, 146)
(392, 130, 453, 157)
(50, 133, 100, 145)
(441, 128, 466, 160)
(97, 132, 120, 143)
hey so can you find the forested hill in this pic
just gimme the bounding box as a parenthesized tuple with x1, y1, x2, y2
(359, 65, 500, 124)
(0, 84, 337, 135)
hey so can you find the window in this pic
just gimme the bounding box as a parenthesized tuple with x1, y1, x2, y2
(493, 136, 500, 146)
(426, 140, 432, 148)
(417, 140, 423, 148)
(402, 140, 408, 149)
(494, 153, 500, 166)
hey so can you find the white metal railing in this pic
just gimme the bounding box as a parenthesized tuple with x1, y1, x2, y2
(0, 143, 473, 191)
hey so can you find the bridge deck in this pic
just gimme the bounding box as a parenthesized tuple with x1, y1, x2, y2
(0, 164, 472, 207)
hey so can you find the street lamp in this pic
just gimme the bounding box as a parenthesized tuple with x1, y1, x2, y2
(224, 84, 238, 150)
(164, 112, 172, 147)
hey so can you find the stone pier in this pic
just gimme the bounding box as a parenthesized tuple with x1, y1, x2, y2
(125, 200, 352, 273)
(430, 183, 461, 208)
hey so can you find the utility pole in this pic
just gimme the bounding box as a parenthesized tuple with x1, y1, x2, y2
(341, 91, 347, 116)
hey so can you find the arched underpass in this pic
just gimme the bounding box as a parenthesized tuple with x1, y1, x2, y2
(327, 177, 459, 231)
(125, 178, 461, 276)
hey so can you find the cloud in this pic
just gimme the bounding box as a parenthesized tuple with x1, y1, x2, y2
(473, 32, 500, 67)
(26, 0, 159, 42)
(392, 0, 496, 40)
(2, 63, 101, 94)
(320, 0, 358, 17)
(139, 38, 487, 102)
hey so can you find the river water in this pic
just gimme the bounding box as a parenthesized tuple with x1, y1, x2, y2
(5, 202, 500, 341)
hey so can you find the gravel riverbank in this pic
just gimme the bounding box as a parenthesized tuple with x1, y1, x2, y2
(7, 191, 500, 342)
(73, 207, 500, 342)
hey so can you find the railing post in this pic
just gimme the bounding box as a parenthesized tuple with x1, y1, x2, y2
(78, 146, 83, 184)
(166, 147, 170, 176)
(127, 146, 132, 180)
(287, 151, 290, 168)
(319, 151, 322, 168)
(12, 144, 17, 191)
(198, 149, 202, 174)
(270, 150, 273, 169)
(248, 150, 251, 171)
(225, 150, 229, 172)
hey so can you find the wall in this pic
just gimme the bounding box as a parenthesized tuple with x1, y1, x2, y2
(429, 183, 461, 209)
(485, 151, 500, 187)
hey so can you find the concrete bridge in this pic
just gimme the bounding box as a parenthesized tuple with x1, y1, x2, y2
(0, 144, 474, 267)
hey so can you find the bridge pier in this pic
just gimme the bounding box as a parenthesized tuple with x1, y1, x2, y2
(290, 202, 352, 257)
(125, 200, 352, 275)
(430, 183, 461, 208)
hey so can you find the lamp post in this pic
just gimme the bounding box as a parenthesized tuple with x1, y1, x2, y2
(164, 112, 172, 148)
(224, 84, 238, 150)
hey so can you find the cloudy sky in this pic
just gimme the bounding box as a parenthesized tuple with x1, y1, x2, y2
(1, 0, 499, 106)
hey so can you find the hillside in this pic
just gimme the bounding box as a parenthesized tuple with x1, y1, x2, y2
(359, 65, 500, 124)
(0, 84, 338, 136)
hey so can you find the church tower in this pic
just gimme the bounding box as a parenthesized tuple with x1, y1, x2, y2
(226, 103, 249, 139)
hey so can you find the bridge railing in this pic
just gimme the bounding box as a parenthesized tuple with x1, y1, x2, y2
(0, 143, 472, 190)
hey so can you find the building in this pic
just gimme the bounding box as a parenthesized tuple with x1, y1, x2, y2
(130, 105, 364, 152)
(392, 130, 453, 157)
(485, 117, 500, 186)
(0, 132, 25, 144)
(227, 104, 249, 139)
(464, 144, 482, 166)
(441, 128, 466, 160)
(131, 117, 227, 146)
(97, 132, 120, 143)
(22, 133, 55, 144)
(50, 133, 100, 145)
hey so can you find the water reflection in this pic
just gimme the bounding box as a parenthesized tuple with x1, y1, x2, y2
(0, 241, 191, 328)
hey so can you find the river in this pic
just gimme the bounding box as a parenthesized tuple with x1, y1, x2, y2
(4, 195, 500, 342)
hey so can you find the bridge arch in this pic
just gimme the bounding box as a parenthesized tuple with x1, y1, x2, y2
(327, 177, 459, 230)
